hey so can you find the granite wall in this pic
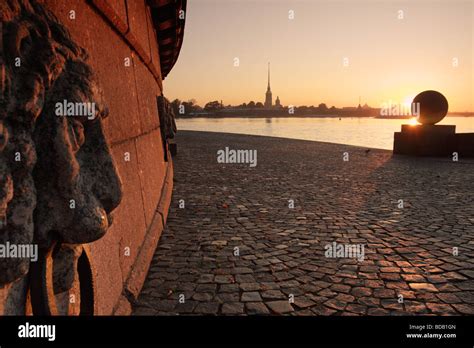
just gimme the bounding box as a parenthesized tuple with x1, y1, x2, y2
(0, 0, 174, 315)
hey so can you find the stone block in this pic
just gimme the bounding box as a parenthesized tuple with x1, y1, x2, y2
(124, 213, 164, 299)
(135, 129, 167, 226)
(90, 0, 129, 34)
(45, 1, 142, 143)
(394, 125, 456, 157)
(126, 0, 152, 63)
(147, 6, 162, 81)
(113, 295, 132, 315)
(158, 161, 174, 225)
(134, 57, 161, 133)
(453, 133, 474, 157)
(108, 141, 148, 290)
(400, 124, 455, 135)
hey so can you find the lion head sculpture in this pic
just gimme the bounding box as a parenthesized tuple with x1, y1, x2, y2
(0, 0, 123, 300)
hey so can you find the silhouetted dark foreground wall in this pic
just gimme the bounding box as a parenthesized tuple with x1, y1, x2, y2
(0, 0, 184, 315)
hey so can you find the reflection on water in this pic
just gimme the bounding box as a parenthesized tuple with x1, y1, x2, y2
(176, 116, 474, 150)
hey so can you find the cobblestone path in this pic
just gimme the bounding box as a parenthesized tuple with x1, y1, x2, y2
(133, 131, 474, 315)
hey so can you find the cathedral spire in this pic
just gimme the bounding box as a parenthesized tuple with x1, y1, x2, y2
(267, 62, 271, 91)
(264, 62, 273, 108)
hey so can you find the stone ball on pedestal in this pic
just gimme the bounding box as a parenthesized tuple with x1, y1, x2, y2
(413, 90, 449, 125)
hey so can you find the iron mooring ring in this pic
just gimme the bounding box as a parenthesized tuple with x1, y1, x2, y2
(29, 241, 95, 316)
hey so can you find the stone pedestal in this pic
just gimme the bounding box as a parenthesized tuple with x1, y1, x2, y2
(394, 125, 474, 157)
(394, 125, 453, 156)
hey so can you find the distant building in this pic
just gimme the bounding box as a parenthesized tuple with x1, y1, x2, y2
(0, 0, 187, 316)
(275, 96, 281, 107)
(264, 63, 272, 108)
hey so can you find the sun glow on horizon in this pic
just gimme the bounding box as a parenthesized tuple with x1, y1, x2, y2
(166, 1, 473, 112)
(407, 117, 419, 126)
(402, 95, 416, 109)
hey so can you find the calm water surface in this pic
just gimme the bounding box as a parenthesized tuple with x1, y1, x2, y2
(176, 116, 474, 150)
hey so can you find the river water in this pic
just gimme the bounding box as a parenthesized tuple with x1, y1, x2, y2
(176, 116, 474, 150)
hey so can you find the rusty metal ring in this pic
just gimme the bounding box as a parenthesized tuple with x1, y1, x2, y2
(29, 241, 95, 315)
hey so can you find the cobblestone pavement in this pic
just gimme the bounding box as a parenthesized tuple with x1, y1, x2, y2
(133, 131, 474, 316)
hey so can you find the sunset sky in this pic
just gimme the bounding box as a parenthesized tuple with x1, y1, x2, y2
(165, 0, 474, 112)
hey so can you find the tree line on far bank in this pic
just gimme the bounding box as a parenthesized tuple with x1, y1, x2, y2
(170, 99, 338, 116)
